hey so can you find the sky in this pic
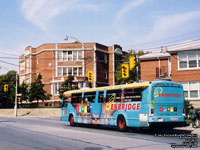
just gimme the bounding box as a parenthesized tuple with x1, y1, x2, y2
(0, 0, 200, 74)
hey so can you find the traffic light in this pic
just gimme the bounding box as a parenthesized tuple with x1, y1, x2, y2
(4, 84, 8, 92)
(129, 55, 136, 70)
(88, 71, 93, 82)
(18, 97, 21, 102)
(121, 64, 129, 78)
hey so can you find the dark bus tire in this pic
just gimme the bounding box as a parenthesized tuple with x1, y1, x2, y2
(117, 116, 127, 132)
(69, 115, 75, 126)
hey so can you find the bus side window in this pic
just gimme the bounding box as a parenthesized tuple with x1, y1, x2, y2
(124, 88, 143, 102)
(71, 93, 82, 103)
(98, 95, 104, 103)
(98, 91, 104, 103)
(106, 89, 121, 102)
(63, 100, 68, 107)
(84, 92, 96, 103)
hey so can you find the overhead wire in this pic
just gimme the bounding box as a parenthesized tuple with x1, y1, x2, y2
(123, 29, 200, 50)
(0, 15, 57, 43)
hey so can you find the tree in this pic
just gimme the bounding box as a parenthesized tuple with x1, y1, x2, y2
(29, 74, 51, 107)
(59, 75, 77, 100)
(18, 81, 29, 102)
(0, 71, 17, 108)
(115, 50, 149, 85)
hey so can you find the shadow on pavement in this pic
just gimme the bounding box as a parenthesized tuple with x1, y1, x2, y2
(66, 123, 193, 135)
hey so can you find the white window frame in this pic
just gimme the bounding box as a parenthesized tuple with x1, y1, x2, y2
(55, 83, 61, 95)
(78, 51, 83, 60)
(181, 82, 200, 100)
(178, 51, 200, 70)
(57, 68, 62, 77)
(57, 51, 63, 62)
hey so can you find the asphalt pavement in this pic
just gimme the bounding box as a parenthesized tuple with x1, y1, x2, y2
(0, 117, 199, 150)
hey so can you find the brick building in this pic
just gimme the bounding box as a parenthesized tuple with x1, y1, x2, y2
(140, 40, 200, 108)
(19, 42, 124, 105)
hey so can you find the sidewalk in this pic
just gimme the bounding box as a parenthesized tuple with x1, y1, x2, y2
(175, 124, 200, 135)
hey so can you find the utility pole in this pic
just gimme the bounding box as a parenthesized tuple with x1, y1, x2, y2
(14, 72, 17, 117)
(136, 55, 139, 81)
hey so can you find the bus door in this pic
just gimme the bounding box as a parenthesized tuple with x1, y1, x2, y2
(151, 84, 184, 122)
(61, 96, 69, 121)
(90, 91, 102, 124)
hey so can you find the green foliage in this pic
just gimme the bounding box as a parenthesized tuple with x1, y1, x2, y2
(184, 100, 191, 116)
(29, 74, 51, 106)
(0, 72, 52, 108)
(18, 82, 29, 102)
(0, 70, 17, 108)
(59, 75, 78, 99)
(115, 50, 149, 85)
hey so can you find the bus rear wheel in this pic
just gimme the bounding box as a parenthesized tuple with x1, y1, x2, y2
(117, 116, 127, 131)
(69, 115, 75, 126)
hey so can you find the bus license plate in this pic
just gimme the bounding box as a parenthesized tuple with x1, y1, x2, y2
(171, 117, 178, 121)
(158, 118, 163, 122)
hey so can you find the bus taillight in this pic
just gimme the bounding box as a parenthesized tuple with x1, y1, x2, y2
(183, 109, 185, 116)
(151, 109, 154, 116)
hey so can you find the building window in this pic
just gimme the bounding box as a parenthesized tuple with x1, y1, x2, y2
(181, 82, 200, 100)
(37, 56, 39, 64)
(63, 68, 67, 76)
(78, 51, 82, 60)
(68, 51, 72, 61)
(184, 91, 188, 98)
(68, 68, 72, 76)
(178, 51, 200, 70)
(26, 57, 29, 73)
(73, 68, 77, 76)
(78, 68, 82, 77)
(57, 67, 82, 77)
(56, 51, 83, 61)
(73, 51, 77, 61)
(179, 53, 187, 69)
(55, 83, 61, 95)
(57, 68, 62, 77)
(20, 61, 25, 70)
(63, 51, 67, 61)
(188, 52, 197, 68)
(57, 51, 62, 61)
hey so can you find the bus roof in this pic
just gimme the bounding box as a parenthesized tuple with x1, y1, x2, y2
(64, 82, 150, 95)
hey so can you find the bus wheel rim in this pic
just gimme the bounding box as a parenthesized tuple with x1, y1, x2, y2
(119, 119, 124, 129)
(70, 116, 74, 124)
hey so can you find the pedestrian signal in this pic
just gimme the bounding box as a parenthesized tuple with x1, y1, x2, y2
(88, 71, 93, 82)
(122, 64, 129, 78)
(4, 84, 8, 92)
(129, 56, 136, 70)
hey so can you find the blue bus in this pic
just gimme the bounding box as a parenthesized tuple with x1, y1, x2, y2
(60, 81, 187, 131)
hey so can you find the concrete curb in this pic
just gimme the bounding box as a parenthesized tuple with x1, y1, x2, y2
(0, 108, 61, 117)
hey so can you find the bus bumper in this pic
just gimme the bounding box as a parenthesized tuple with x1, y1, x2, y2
(149, 121, 189, 128)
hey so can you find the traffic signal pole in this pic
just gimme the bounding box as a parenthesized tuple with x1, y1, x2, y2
(14, 72, 17, 117)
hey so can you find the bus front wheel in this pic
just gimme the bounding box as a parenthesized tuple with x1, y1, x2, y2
(117, 116, 127, 131)
(69, 115, 75, 126)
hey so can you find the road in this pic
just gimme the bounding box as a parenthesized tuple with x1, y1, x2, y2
(0, 117, 199, 150)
